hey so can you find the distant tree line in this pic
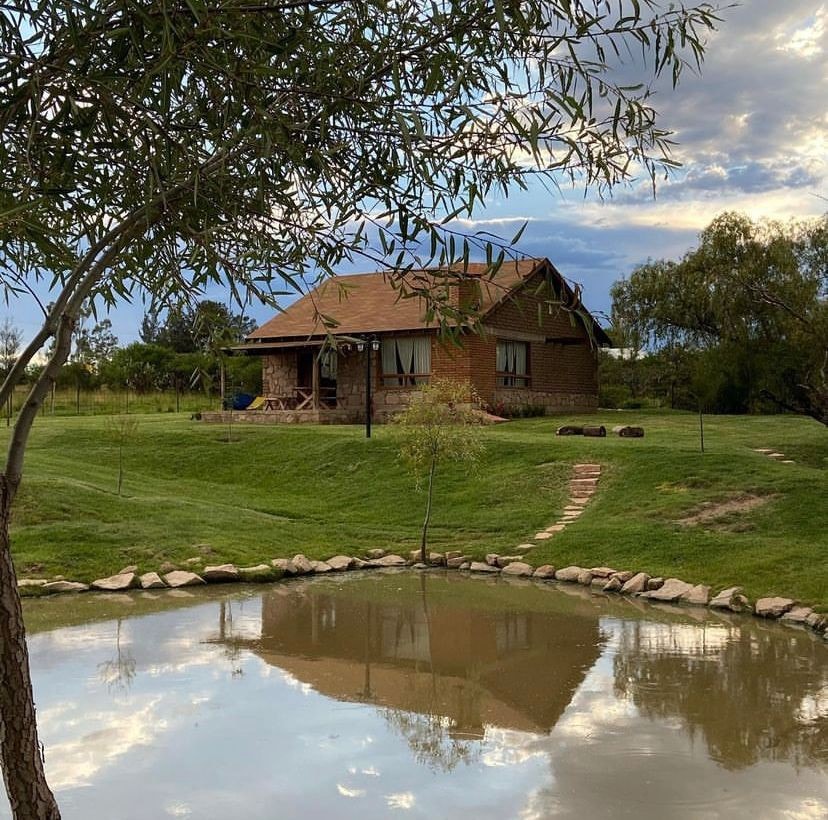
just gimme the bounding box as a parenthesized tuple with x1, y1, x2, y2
(6, 300, 261, 399)
(601, 212, 827, 425)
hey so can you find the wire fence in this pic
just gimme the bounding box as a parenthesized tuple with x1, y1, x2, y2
(3, 386, 220, 422)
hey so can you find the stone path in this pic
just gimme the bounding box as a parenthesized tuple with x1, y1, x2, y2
(753, 448, 795, 464)
(514, 463, 602, 555)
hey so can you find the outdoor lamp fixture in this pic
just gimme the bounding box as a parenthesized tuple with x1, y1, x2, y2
(356, 337, 381, 438)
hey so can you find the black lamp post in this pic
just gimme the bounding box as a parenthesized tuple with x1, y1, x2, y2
(356, 337, 380, 438)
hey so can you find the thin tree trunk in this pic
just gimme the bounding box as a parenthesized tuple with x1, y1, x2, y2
(420, 455, 436, 563)
(0, 479, 61, 820)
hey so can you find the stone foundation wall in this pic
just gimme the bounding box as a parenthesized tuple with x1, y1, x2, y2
(491, 389, 598, 415)
(201, 409, 354, 425)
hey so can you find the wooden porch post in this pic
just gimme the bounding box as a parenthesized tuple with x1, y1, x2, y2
(312, 351, 320, 409)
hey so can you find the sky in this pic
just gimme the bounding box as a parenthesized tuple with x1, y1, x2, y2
(5, 0, 827, 347)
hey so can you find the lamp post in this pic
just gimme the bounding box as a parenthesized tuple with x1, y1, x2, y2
(356, 337, 380, 438)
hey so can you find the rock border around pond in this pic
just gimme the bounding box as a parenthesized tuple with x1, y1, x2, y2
(18, 550, 827, 641)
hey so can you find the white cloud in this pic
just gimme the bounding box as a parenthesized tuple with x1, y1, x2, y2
(386, 792, 416, 810)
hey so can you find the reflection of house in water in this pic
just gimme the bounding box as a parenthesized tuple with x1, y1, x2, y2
(221, 581, 604, 739)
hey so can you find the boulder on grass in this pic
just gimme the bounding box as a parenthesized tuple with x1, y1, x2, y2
(470, 562, 500, 574)
(42, 581, 89, 594)
(92, 572, 139, 592)
(495, 555, 522, 568)
(577, 569, 594, 586)
(554, 566, 584, 583)
(532, 565, 556, 579)
(202, 564, 240, 583)
(327, 555, 355, 572)
(140, 572, 166, 590)
(755, 597, 796, 619)
(780, 606, 813, 625)
(681, 584, 711, 606)
(603, 576, 622, 592)
(647, 577, 664, 591)
(640, 578, 693, 602)
(372, 554, 406, 568)
(309, 560, 333, 574)
(271, 558, 297, 575)
(291, 554, 313, 575)
(365, 549, 386, 559)
(709, 586, 750, 612)
(163, 571, 205, 588)
(501, 562, 533, 577)
(446, 556, 468, 569)
(620, 572, 650, 594)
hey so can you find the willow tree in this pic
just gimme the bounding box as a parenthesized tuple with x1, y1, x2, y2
(0, 0, 717, 816)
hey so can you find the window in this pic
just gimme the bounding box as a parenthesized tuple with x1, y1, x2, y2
(381, 336, 431, 386)
(496, 340, 530, 387)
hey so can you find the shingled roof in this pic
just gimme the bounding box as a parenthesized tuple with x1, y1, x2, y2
(247, 259, 542, 341)
(244, 257, 610, 344)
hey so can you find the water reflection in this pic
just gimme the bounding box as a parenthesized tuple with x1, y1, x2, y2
(612, 618, 828, 769)
(7, 573, 826, 820)
(218, 576, 605, 748)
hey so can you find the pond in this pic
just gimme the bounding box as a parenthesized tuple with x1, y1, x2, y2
(6, 572, 827, 819)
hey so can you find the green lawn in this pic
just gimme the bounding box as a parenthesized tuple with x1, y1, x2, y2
(5, 410, 827, 608)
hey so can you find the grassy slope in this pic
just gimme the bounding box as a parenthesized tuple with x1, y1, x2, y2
(5, 410, 827, 608)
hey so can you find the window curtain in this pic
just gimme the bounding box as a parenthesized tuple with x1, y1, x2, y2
(496, 341, 507, 373)
(381, 337, 431, 385)
(513, 342, 527, 376)
(412, 337, 430, 381)
(381, 339, 399, 385)
(396, 337, 415, 376)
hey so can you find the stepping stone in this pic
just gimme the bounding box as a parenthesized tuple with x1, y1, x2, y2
(571, 477, 599, 485)
(545, 524, 566, 533)
(516, 543, 535, 551)
(767, 452, 785, 458)
(534, 532, 553, 540)
(781, 460, 795, 464)
(564, 505, 585, 511)
(753, 448, 773, 453)
(574, 464, 601, 470)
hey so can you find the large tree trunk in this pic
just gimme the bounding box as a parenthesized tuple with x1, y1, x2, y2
(0, 477, 61, 819)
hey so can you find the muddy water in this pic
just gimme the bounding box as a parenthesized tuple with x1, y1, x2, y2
(6, 572, 827, 819)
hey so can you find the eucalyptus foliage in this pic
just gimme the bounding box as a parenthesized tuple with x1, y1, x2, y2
(0, 1, 720, 816)
(612, 212, 828, 424)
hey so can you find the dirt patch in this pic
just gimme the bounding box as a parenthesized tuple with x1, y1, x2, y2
(676, 494, 775, 527)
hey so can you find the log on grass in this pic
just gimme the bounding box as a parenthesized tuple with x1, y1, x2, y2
(582, 425, 606, 437)
(613, 425, 644, 438)
(556, 425, 584, 436)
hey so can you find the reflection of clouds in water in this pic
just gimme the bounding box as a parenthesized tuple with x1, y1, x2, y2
(480, 727, 547, 768)
(784, 797, 828, 820)
(797, 687, 828, 724)
(385, 792, 415, 810)
(603, 618, 736, 656)
(336, 784, 366, 798)
(164, 802, 192, 817)
(42, 696, 168, 789)
(280, 670, 313, 695)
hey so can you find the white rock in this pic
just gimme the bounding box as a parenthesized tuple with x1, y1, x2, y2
(620, 572, 650, 594)
(291, 554, 313, 574)
(501, 562, 533, 577)
(42, 581, 89, 593)
(781, 606, 813, 624)
(271, 558, 297, 574)
(139, 572, 166, 589)
(91, 572, 139, 592)
(470, 561, 500, 573)
(641, 578, 693, 602)
(202, 564, 240, 582)
(755, 597, 796, 618)
(163, 571, 205, 588)
(327, 555, 354, 571)
(17, 579, 47, 588)
(681, 584, 711, 606)
(554, 566, 584, 582)
(372, 554, 406, 567)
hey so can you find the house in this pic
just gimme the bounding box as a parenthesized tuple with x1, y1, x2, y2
(228, 257, 610, 422)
